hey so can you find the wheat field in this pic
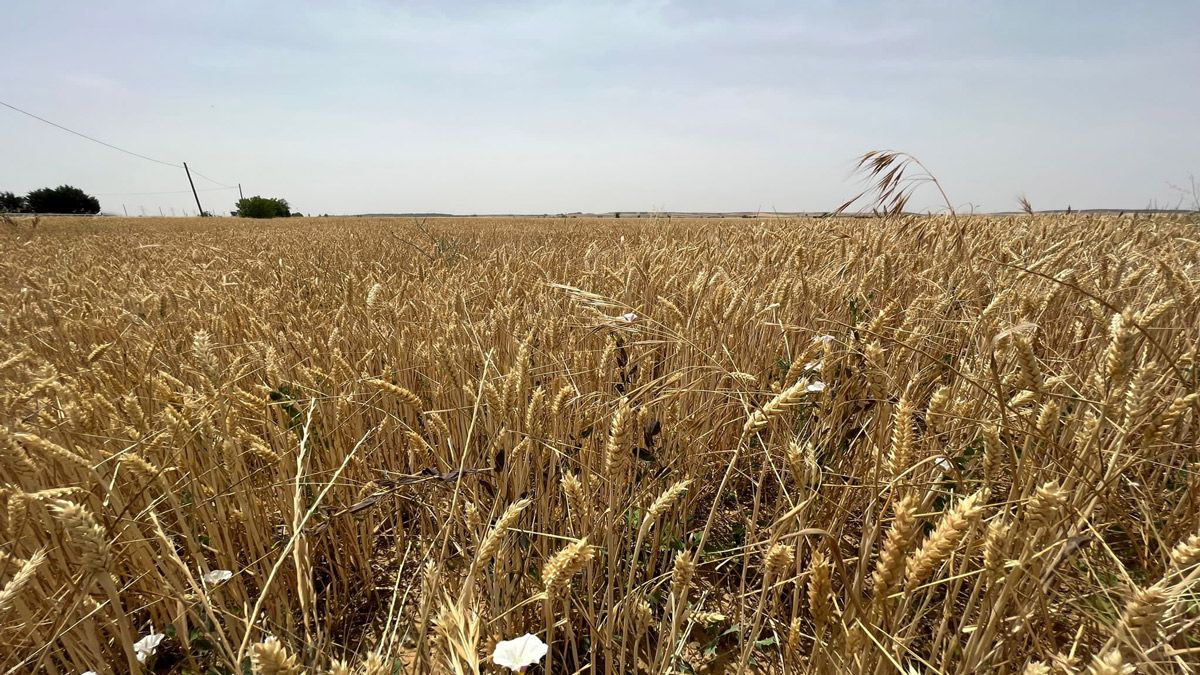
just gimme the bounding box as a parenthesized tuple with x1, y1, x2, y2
(1, 214, 1198, 674)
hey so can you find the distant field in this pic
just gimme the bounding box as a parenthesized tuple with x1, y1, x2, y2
(2, 214, 1198, 673)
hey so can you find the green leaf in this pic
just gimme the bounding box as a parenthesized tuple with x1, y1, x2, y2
(625, 507, 643, 528)
(755, 635, 779, 649)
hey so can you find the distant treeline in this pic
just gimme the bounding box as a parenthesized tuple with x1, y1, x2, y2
(1, 185, 100, 214)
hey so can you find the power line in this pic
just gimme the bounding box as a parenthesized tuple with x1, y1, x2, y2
(0, 98, 183, 169)
(2, 98, 241, 205)
(93, 186, 238, 197)
(188, 168, 236, 189)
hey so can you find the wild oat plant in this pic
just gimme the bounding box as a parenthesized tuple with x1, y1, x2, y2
(1, 214, 1198, 673)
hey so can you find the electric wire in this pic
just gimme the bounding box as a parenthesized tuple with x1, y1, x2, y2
(1, 98, 238, 189)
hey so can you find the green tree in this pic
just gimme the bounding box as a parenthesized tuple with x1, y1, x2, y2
(236, 196, 291, 218)
(25, 185, 100, 214)
(0, 191, 27, 213)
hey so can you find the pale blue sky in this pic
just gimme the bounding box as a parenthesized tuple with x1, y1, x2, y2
(2, 1, 1198, 215)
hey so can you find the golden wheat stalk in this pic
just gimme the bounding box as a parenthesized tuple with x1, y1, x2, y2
(905, 490, 986, 591)
(473, 497, 531, 569)
(366, 378, 423, 409)
(0, 549, 45, 614)
(871, 494, 919, 603)
(541, 537, 594, 601)
(744, 378, 817, 435)
(49, 499, 110, 573)
(251, 637, 302, 675)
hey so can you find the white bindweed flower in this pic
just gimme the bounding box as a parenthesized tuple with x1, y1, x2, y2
(806, 381, 827, 393)
(621, 312, 638, 322)
(492, 633, 548, 671)
(82, 671, 98, 675)
(803, 360, 823, 372)
(133, 631, 165, 663)
(934, 456, 954, 472)
(814, 334, 835, 343)
(202, 569, 233, 585)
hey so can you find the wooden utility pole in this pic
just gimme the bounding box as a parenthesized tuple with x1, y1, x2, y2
(238, 183, 244, 200)
(122, 204, 128, 217)
(183, 162, 205, 216)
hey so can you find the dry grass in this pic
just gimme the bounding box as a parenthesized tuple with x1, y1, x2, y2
(1, 213, 1198, 673)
